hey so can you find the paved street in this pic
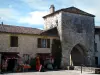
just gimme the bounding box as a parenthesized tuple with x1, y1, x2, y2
(0, 70, 98, 75)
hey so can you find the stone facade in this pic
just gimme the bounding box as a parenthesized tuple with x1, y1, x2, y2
(0, 32, 57, 62)
(43, 7, 95, 68)
(61, 11, 95, 67)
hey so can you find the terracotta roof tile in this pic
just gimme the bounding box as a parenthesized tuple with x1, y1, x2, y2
(0, 24, 43, 35)
(43, 7, 95, 18)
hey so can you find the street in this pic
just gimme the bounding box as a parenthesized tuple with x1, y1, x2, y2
(0, 70, 98, 75)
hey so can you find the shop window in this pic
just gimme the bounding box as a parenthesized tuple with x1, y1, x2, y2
(10, 36, 18, 47)
(37, 38, 50, 48)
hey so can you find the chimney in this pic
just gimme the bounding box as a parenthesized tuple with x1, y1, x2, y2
(49, 5, 55, 14)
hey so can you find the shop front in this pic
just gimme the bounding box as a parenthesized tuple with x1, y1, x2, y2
(36, 53, 54, 70)
(0, 52, 20, 72)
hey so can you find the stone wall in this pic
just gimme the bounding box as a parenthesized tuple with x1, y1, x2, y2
(43, 10, 95, 68)
(43, 12, 62, 42)
(0, 33, 57, 59)
(61, 11, 95, 67)
(44, 12, 61, 30)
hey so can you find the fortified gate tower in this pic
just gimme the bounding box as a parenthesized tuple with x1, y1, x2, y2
(43, 5, 95, 68)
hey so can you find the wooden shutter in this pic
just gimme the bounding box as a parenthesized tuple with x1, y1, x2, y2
(38, 38, 41, 48)
(10, 36, 18, 47)
(47, 39, 50, 48)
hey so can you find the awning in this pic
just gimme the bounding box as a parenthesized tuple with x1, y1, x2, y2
(3, 54, 20, 59)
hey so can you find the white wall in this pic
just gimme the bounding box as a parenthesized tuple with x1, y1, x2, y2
(43, 12, 61, 30)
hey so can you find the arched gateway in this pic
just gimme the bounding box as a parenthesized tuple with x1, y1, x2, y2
(70, 44, 88, 66)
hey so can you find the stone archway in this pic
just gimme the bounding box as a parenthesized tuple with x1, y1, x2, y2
(70, 44, 87, 66)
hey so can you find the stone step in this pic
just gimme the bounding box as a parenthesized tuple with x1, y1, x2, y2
(74, 66, 100, 73)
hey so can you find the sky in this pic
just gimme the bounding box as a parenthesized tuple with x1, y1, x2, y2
(0, 0, 100, 29)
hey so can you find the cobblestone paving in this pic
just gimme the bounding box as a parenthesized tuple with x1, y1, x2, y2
(0, 70, 98, 75)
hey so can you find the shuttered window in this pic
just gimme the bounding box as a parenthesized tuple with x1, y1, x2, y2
(37, 38, 50, 48)
(38, 38, 41, 48)
(10, 36, 18, 47)
(47, 39, 50, 48)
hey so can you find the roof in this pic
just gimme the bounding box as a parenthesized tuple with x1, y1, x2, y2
(95, 26, 100, 29)
(41, 27, 58, 37)
(0, 24, 43, 35)
(43, 7, 95, 18)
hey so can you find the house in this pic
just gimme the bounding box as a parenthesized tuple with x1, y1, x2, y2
(0, 24, 58, 71)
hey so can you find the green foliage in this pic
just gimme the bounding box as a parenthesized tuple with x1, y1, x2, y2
(52, 39, 62, 69)
(29, 58, 36, 70)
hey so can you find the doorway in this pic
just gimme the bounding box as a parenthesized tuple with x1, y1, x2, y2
(70, 44, 87, 66)
(95, 57, 98, 66)
(7, 59, 17, 71)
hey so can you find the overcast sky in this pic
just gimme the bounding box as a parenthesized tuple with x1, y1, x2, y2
(0, 0, 100, 29)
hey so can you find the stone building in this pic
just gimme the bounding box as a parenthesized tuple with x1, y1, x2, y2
(95, 26, 100, 67)
(0, 24, 58, 71)
(43, 5, 95, 68)
(0, 5, 97, 71)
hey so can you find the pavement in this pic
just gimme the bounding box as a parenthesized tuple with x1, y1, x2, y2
(0, 70, 99, 75)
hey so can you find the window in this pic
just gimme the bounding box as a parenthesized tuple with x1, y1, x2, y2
(95, 43, 97, 52)
(10, 36, 18, 47)
(37, 38, 50, 48)
(41, 39, 46, 48)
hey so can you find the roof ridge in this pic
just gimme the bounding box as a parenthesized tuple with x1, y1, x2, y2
(0, 24, 43, 35)
(0, 24, 41, 30)
(43, 6, 95, 18)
